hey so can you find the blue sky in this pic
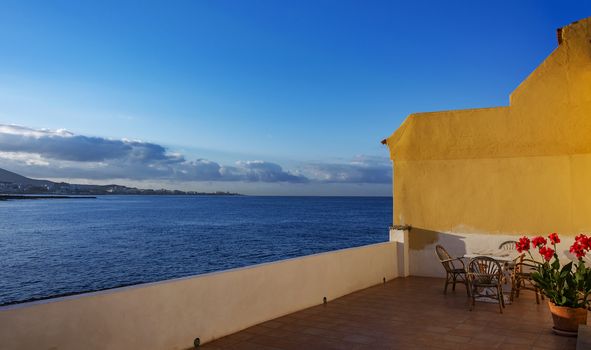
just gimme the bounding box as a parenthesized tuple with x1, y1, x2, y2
(0, 1, 589, 195)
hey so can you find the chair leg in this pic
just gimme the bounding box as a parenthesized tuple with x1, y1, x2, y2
(472, 293, 476, 311)
(465, 279, 470, 297)
(443, 274, 449, 294)
(498, 286, 503, 314)
(452, 274, 457, 291)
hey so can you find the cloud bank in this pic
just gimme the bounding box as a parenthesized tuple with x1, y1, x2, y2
(305, 156, 392, 184)
(0, 124, 391, 185)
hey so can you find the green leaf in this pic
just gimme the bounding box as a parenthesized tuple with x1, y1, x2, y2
(561, 262, 573, 274)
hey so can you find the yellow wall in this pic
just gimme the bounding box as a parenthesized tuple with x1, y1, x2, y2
(386, 17, 591, 235)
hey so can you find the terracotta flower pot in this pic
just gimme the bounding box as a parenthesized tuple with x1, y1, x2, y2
(548, 301, 588, 333)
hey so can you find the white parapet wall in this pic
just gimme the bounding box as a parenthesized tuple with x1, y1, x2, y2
(0, 241, 397, 350)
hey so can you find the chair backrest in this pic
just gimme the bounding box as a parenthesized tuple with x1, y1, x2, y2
(514, 255, 539, 275)
(435, 244, 452, 261)
(435, 245, 454, 272)
(499, 240, 517, 250)
(468, 256, 503, 284)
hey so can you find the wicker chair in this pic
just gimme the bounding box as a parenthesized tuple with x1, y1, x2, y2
(498, 240, 518, 283)
(510, 255, 543, 304)
(467, 256, 505, 313)
(499, 240, 517, 250)
(435, 245, 468, 295)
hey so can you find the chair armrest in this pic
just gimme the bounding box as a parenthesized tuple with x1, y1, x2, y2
(515, 262, 539, 268)
(521, 258, 542, 265)
(441, 257, 466, 269)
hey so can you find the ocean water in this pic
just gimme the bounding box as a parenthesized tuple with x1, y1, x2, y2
(0, 195, 391, 306)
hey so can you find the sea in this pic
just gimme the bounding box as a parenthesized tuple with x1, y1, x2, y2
(0, 195, 391, 306)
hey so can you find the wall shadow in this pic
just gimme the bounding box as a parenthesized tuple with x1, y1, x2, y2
(407, 227, 467, 278)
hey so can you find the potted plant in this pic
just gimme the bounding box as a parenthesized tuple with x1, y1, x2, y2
(515, 233, 591, 335)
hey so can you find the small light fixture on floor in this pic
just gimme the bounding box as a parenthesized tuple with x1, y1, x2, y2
(194, 337, 200, 348)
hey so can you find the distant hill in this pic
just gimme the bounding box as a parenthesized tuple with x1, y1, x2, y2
(0, 168, 54, 186)
(0, 167, 239, 196)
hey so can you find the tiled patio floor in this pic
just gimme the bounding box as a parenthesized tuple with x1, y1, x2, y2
(202, 277, 581, 350)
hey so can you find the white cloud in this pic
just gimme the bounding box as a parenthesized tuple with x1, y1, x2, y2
(0, 124, 391, 186)
(304, 155, 392, 184)
(0, 124, 310, 183)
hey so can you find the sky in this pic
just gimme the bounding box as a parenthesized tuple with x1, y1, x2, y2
(0, 1, 589, 195)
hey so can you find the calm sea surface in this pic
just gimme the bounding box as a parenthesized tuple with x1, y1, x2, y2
(0, 195, 391, 305)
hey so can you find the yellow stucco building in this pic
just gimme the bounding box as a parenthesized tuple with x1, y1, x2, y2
(385, 17, 591, 276)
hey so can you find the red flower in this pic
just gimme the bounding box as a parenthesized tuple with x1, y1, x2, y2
(575, 234, 590, 250)
(570, 241, 587, 259)
(539, 246, 555, 261)
(548, 232, 560, 244)
(516, 236, 531, 253)
(531, 236, 547, 248)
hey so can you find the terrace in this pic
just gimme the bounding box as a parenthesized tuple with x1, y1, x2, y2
(1, 15, 590, 350)
(203, 277, 574, 350)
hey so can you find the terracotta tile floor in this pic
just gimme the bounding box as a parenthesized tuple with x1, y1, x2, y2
(202, 277, 581, 350)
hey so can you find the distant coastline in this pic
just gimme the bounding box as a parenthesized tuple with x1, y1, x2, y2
(0, 195, 96, 201)
(0, 167, 242, 196)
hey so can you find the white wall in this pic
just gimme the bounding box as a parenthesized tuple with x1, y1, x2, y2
(395, 229, 586, 278)
(0, 242, 397, 350)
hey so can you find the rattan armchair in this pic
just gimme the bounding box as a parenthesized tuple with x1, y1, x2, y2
(510, 255, 543, 304)
(467, 256, 505, 313)
(435, 245, 468, 295)
(498, 240, 518, 283)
